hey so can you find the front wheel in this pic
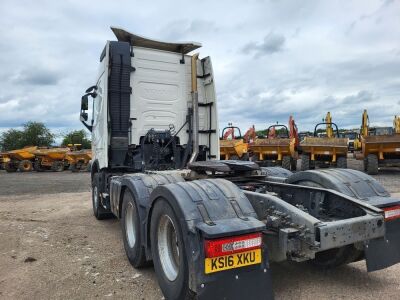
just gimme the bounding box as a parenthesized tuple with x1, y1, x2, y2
(121, 190, 147, 268)
(92, 173, 112, 220)
(150, 199, 194, 300)
(18, 160, 33, 172)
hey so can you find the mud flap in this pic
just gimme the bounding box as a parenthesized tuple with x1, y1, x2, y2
(365, 219, 400, 272)
(197, 248, 274, 300)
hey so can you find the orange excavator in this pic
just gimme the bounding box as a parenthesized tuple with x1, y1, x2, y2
(243, 125, 256, 143)
(250, 116, 299, 170)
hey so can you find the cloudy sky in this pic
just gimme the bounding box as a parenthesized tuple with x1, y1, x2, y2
(0, 0, 399, 138)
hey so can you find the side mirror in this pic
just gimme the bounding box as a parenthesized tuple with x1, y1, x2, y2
(80, 112, 88, 122)
(85, 85, 98, 93)
(81, 95, 89, 110)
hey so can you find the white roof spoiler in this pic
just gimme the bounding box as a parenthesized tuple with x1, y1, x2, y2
(111, 26, 202, 54)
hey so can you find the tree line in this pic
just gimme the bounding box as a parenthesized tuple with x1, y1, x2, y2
(0, 121, 91, 151)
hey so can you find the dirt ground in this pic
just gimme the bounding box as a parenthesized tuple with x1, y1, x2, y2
(0, 159, 399, 300)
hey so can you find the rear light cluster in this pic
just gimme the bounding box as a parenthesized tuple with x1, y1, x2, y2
(205, 232, 262, 258)
(383, 205, 400, 221)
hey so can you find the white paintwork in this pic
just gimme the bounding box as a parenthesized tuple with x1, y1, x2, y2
(92, 42, 109, 169)
(91, 39, 219, 169)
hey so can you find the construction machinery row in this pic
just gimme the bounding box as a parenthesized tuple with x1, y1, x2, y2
(80, 27, 400, 300)
(219, 110, 400, 174)
(0, 145, 92, 172)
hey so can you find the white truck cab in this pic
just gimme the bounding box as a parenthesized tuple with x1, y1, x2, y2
(81, 27, 219, 172)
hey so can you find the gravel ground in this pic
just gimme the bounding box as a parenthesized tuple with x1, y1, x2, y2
(0, 159, 399, 300)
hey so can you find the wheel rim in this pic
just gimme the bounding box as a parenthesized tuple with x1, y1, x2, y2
(157, 215, 180, 281)
(93, 186, 99, 209)
(125, 202, 136, 248)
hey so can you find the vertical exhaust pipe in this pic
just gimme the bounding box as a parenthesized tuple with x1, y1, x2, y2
(189, 53, 200, 163)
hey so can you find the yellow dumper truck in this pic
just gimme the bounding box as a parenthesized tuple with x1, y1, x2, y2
(300, 112, 348, 170)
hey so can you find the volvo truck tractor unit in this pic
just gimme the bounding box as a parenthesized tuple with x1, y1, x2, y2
(80, 27, 400, 300)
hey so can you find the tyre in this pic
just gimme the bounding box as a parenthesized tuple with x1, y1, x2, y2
(366, 154, 378, 175)
(240, 153, 250, 161)
(121, 190, 147, 268)
(70, 164, 79, 173)
(34, 160, 44, 172)
(86, 161, 92, 172)
(18, 160, 33, 172)
(150, 199, 194, 300)
(92, 173, 112, 220)
(282, 156, 291, 170)
(300, 154, 310, 171)
(290, 157, 297, 171)
(262, 160, 275, 167)
(229, 155, 239, 160)
(5, 162, 17, 173)
(312, 245, 362, 269)
(51, 161, 64, 172)
(336, 156, 347, 168)
(363, 158, 368, 172)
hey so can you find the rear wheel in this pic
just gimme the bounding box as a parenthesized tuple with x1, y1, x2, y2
(282, 156, 291, 170)
(300, 154, 310, 171)
(312, 245, 363, 269)
(33, 160, 44, 172)
(70, 164, 79, 173)
(336, 156, 347, 168)
(150, 199, 194, 300)
(5, 162, 17, 173)
(51, 161, 64, 172)
(366, 154, 378, 175)
(18, 160, 33, 172)
(92, 173, 112, 220)
(121, 190, 147, 268)
(290, 157, 297, 171)
(241, 153, 249, 161)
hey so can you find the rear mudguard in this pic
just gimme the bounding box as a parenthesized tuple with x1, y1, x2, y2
(149, 179, 274, 300)
(287, 168, 400, 271)
(109, 172, 185, 261)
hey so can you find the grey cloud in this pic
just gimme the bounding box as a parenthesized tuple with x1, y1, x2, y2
(346, 0, 395, 34)
(242, 32, 285, 57)
(161, 19, 219, 40)
(0, 0, 399, 134)
(12, 68, 60, 86)
(339, 90, 374, 104)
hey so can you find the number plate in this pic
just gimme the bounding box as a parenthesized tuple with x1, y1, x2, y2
(204, 249, 262, 274)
